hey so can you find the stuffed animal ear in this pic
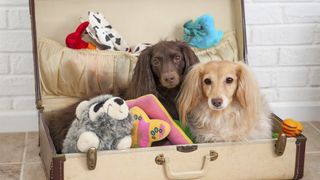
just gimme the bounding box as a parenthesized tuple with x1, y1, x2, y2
(76, 100, 89, 119)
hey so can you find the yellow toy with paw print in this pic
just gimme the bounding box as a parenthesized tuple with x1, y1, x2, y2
(130, 106, 171, 148)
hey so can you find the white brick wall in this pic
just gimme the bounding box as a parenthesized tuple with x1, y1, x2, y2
(279, 47, 320, 65)
(0, 0, 36, 132)
(315, 25, 320, 44)
(284, 4, 320, 23)
(7, 8, 30, 29)
(0, 0, 319, 131)
(245, 0, 320, 117)
(250, 25, 315, 45)
(310, 67, 320, 86)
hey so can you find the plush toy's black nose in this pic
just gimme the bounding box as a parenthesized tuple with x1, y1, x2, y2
(114, 98, 124, 105)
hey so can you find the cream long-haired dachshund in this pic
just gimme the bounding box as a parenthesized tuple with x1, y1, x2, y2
(178, 60, 272, 143)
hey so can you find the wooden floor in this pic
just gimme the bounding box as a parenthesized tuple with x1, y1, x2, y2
(0, 122, 320, 180)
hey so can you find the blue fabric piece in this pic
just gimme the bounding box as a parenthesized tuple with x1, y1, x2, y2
(183, 14, 223, 49)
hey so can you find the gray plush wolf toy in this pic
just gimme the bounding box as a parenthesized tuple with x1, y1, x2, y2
(62, 95, 133, 153)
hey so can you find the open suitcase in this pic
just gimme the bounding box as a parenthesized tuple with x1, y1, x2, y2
(29, 0, 307, 179)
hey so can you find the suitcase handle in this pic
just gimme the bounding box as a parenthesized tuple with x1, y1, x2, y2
(155, 150, 218, 179)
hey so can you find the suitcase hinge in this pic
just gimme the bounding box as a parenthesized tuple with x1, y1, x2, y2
(36, 100, 44, 110)
(275, 133, 287, 156)
(87, 147, 97, 170)
(209, 150, 218, 161)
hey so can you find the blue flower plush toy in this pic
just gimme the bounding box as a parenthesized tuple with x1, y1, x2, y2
(183, 14, 223, 49)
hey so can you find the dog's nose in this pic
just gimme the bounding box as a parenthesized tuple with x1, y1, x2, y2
(114, 98, 124, 105)
(211, 98, 223, 108)
(164, 75, 175, 83)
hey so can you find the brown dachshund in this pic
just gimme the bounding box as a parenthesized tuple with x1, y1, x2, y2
(126, 41, 199, 119)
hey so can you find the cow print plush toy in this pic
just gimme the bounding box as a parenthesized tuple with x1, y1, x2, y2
(62, 95, 133, 153)
(86, 11, 130, 51)
(130, 43, 152, 56)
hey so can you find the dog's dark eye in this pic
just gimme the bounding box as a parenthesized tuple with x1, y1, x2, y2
(204, 78, 212, 85)
(226, 77, 233, 84)
(174, 55, 181, 62)
(151, 58, 160, 66)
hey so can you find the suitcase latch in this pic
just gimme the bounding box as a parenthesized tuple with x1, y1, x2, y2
(176, 145, 198, 153)
(87, 147, 97, 170)
(275, 133, 287, 156)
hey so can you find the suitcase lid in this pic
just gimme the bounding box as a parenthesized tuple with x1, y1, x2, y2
(30, 0, 247, 110)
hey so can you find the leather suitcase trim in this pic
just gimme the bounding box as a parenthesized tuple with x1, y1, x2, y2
(293, 135, 307, 179)
(40, 113, 56, 152)
(272, 114, 306, 180)
(240, 0, 248, 64)
(51, 155, 66, 180)
(29, 0, 42, 106)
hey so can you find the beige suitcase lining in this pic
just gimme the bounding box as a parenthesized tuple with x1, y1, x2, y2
(38, 32, 238, 111)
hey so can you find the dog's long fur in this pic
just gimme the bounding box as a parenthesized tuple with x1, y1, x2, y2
(126, 41, 199, 119)
(178, 61, 272, 143)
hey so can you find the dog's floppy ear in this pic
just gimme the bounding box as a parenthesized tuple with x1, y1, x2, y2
(178, 42, 200, 73)
(126, 47, 158, 99)
(236, 62, 261, 124)
(177, 63, 203, 126)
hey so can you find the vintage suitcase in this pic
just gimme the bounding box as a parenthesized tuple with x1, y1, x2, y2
(29, 0, 307, 179)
